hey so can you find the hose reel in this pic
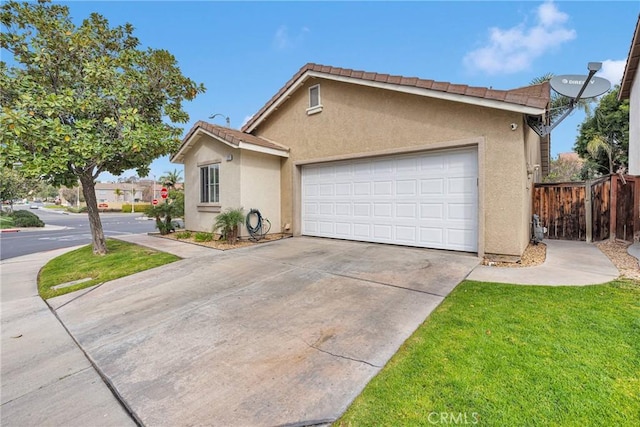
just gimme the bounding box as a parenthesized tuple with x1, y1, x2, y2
(246, 209, 271, 241)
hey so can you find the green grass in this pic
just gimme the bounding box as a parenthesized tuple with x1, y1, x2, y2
(0, 214, 15, 229)
(38, 239, 180, 299)
(337, 279, 640, 426)
(175, 230, 192, 239)
(194, 231, 213, 242)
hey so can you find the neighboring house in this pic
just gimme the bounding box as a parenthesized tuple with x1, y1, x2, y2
(620, 14, 639, 175)
(94, 182, 147, 204)
(172, 63, 551, 257)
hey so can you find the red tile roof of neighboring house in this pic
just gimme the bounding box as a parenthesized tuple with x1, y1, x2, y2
(172, 121, 289, 162)
(242, 63, 550, 132)
(620, 14, 640, 100)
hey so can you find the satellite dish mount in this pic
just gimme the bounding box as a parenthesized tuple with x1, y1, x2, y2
(527, 62, 611, 137)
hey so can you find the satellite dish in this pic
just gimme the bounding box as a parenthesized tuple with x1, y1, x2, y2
(550, 75, 610, 99)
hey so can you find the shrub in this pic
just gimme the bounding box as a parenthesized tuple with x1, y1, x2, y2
(66, 206, 87, 213)
(175, 231, 192, 239)
(145, 200, 181, 235)
(10, 210, 44, 227)
(213, 207, 244, 244)
(194, 232, 213, 242)
(121, 203, 151, 213)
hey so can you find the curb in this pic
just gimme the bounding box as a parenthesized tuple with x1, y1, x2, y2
(0, 229, 20, 233)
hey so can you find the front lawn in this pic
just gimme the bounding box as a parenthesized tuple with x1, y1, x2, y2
(0, 213, 15, 229)
(38, 239, 180, 299)
(337, 279, 640, 426)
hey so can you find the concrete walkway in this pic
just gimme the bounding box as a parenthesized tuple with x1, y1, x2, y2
(0, 248, 135, 427)
(468, 239, 620, 285)
(628, 242, 640, 268)
(1, 234, 624, 426)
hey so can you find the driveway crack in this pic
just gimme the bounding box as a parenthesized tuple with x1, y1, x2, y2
(301, 339, 381, 368)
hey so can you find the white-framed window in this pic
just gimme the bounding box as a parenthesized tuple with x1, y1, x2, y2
(307, 84, 323, 115)
(200, 163, 220, 203)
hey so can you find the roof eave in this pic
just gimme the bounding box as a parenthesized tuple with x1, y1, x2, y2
(170, 127, 288, 164)
(243, 70, 546, 133)
(619, 15, 640, 100)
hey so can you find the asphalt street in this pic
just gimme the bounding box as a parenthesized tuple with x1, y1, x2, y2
(0, 206, 159, 260)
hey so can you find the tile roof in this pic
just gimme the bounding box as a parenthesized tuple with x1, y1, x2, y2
(172, 121, 289, 162)
(186, 121, 288, 151)
(242, 63, 550, 132)
(620, 14, 640, 100)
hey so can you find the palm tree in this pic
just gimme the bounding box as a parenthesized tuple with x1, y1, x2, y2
(114, 188, 123, 202)
(160, 169, 183, 189)
(586, 135, 613, 175)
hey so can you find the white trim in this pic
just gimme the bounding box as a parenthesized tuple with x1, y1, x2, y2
(244, 76, 308, 133)
(306, 105, 323, 115)
(309, 84, 321, 108)
(244, 70, 546, 132)
(172, 128, 288, 163)
(308, 71, 545, 115)
(238, 141, 289, 158)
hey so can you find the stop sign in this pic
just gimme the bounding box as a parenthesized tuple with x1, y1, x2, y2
(152, 199, 159, 205)
(160, 187, 168, 199)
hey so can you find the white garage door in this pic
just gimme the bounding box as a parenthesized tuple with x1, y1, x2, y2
(301, 148, 478, 252)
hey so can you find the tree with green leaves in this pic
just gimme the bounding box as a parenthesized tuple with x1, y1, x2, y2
(0, 0, 204, 254)
(574, 87, 629, 178)
(0, 166, 34, 210)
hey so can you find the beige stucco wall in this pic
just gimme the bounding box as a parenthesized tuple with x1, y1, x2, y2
(183, 134, 241, 233)
(239, 151, 282, 235)
(252, 78, 541, 256)
(629, 65, 639, 175)
(182, 134, 282, 236)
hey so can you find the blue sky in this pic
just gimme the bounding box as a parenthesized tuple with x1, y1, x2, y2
(54, 1, 639, 181)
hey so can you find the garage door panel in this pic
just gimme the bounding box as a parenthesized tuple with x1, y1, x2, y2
(373, 181, 393, 196)
(335, 182, 351, 196)
(335, 203, 351, 216)
(396, 179, 417, 195)
(420, 179, 445, 194)
(420, 227, 444, 246)
(354, 182, 371, 195)
(396, 157, 418, 172)
(373, 203, 393, 218)
(302, 149, 477, 252)
(395, 225, 417, 242)
(448, 177, 476, 194)
(335, 222, 351, 236)
(373, 224, 393, 240)
(448, 203, 475, 220)
(420, 155, 445, 171)
(396, 203, 417, 219)
(353, 223, 370, 237)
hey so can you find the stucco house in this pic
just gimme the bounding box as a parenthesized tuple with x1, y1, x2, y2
(172, 63, 551, 258)
(620, 14, 639, 175)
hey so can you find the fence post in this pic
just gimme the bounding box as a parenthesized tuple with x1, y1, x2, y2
(585, 179, 592, 242)
(635, 177, 640, 242)
(609, 174, 617, 241)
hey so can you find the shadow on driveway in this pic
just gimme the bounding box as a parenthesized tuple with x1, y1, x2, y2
(51, 237, 479, 426)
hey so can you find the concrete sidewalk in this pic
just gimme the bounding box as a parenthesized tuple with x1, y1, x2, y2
(0, 234, 623, 427)
(467, 239, 620, 285)
(1, 248, 135, 427)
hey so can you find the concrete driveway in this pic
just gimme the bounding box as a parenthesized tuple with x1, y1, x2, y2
(51, 237, 479, 426)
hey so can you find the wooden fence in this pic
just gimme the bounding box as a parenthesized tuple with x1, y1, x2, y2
(533, 174, 639, 242)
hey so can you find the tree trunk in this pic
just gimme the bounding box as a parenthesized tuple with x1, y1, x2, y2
(79, 173, 108, 255)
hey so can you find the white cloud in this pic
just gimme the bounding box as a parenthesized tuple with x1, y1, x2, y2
(464, 1, 576, 75)
(598, 59, 626, 86)
(272, 25, 310, 50)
